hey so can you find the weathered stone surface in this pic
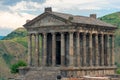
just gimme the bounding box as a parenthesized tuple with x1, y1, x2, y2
(22, 7, 117, 80)
(20, 67, 60, 80)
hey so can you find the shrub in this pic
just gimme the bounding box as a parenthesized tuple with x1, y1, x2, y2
(116, 68, 120, 74)
(10, 60, 27, 74)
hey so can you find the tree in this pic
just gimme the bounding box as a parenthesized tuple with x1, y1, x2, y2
(10, 60, 27, 74)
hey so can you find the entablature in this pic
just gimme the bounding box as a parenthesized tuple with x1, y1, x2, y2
(27, 24, 115, 35)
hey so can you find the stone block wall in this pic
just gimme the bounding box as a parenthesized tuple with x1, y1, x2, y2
(60, 67, 116, 77)
(18, 67, 60, 80)
(62, 78, 119, 80)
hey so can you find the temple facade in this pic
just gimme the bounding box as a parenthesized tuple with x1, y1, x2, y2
(23, 7, 117, 79)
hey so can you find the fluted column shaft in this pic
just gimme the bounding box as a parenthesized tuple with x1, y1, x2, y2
(52, 33, 56, 66)
(107, 34, 110, 66)
(89, 33, 92, 66)
(35, 33, 39, 66)
(112, 35, 115, 66)
(95, 34, 99, 66)
(28, 34, 32, 66)
(43, 33, 47, 66)
(76, 32, 80, 66)
(101, 34, 104, 66)
(69, 32, 74, 66)
(83, 33, 86, 66)
(61, 32, 65, 66)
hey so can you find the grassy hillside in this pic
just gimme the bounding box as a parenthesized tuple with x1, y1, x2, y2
(3, 27, 27, 40)
(99, 12, 120, 27)
(0, 28, 28, 79)
(0, 40, 27, 79)
(3, 27, 28, 48)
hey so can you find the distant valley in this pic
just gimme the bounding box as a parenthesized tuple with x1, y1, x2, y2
(0, 36, 5, 40)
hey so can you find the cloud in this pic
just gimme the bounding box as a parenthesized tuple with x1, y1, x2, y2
(9, 1, 42, 12)
(8, 0, 120, 15)
(8, 0, 109, 12)
(1, 0, 114, 29)
(0, 27, 13, 36)
(0, 11, 35, 29)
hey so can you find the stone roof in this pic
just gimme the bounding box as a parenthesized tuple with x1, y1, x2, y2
(24, 8, 116, 28)
(51, 12, 115, 27)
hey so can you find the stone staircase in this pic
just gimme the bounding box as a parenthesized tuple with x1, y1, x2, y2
(21, 67, 60, 80)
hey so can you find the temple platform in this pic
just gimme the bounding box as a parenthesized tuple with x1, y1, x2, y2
(17, 66, 117, 80)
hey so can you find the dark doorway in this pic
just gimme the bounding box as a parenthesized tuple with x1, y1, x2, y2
(56, 41, 61, 65)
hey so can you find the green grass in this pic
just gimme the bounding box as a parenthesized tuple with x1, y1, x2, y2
(11, 37, 28, 48)
(2, 53, 14, 67)
(99, 12, 120, 27)
(0, 77, 7, 80)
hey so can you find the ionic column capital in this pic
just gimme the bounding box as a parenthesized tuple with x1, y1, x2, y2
(35, 32, 39, 35)
(51, 32, 56, 35)
(76, 32, 80, 36)
(42, 32, 47, 36)
(76, 31, 80, 33)
(27, 33, 32, 36)
(69, 31, 74, 34)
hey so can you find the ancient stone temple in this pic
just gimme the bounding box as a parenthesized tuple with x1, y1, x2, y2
(23, 7, 117, 80)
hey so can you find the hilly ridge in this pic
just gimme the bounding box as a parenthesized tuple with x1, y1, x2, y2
(1, 12, 120, 79)
(99, 12, 120, 27)
(0, 28, 28, 79)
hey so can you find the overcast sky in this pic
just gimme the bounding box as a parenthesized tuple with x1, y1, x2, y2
(0, 0, 120, 36)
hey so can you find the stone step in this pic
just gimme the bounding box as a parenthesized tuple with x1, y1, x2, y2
(23, 68, 60, 80)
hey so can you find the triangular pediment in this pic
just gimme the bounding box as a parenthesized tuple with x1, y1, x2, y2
(28, 13, 69, 28)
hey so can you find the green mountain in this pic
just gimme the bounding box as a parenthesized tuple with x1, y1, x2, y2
(3, 27, 27, 40)
(0, 27, 28, 79)
(2, 27, 28, 48)
(99, 12, 120, 28)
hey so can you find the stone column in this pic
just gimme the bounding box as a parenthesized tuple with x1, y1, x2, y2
(35, 33, 39, 67)
(28, 34, 32, 66)
(34, 34, 36, 66)
(61, 32, 65, 66)
(101, 34, 104, 66)
(43, 33, 47, 66)
(112, 35, 115, 66)
(83, 33, 86, 66)
(107, 34, 110, 66)
(76, 32, 80, 66)
(69, 32, 74, 66)
(95, 33, 99, 66)
(52, 33, 56, 66)
(89, 33, 93, 66)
